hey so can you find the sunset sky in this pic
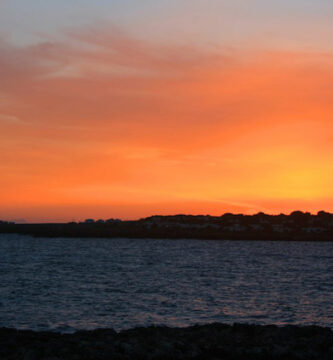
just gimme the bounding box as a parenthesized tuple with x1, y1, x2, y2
(1, 1, 333, 222)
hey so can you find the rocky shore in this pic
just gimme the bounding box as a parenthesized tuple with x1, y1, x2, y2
(1, 323, 332, 359)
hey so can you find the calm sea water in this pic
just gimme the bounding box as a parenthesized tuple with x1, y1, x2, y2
(0, 234, 332, 332)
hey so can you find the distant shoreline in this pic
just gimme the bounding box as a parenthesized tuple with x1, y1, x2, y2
(0, 225, 332, 242)
(1, 212, 333, 241)
(1, 323, 332, 359)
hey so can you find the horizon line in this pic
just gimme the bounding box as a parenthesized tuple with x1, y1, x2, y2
(2, 209, 332, 224)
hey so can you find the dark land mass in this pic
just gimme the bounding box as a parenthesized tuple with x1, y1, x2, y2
(1, 211, 333, 241)
(1, 323, 332, 360)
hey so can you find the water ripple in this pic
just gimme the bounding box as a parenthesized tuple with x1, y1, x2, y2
(0, 234, 332, 332)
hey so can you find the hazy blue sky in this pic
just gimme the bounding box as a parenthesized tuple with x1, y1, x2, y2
(1, 0, 333, 50)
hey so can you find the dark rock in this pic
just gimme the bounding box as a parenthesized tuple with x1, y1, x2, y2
(0, 324, 332, 359)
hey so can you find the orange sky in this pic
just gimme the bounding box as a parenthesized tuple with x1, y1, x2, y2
(1, 28, 333, 222)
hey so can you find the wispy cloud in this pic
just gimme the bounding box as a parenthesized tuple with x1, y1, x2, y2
(0, 114, 22, 123)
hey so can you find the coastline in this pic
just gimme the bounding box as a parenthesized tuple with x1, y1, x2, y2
(1, 323, 332, 359)
(0, 223, 333, 242)
(2, 212, 333, 242)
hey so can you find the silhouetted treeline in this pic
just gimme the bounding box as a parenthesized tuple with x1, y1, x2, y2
(0, 211, 333, 241)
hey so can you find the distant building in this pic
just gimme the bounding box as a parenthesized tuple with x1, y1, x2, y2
(223, 224, 247, 232)
(250, 224, 264, 231)
(272, 224, 291, 233)
(302, 227, 325, 233)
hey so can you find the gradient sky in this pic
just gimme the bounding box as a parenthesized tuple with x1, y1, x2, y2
(1, 1, 333, 222)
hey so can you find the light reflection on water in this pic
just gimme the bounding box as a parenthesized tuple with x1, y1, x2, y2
(0, 234, 332, 332)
